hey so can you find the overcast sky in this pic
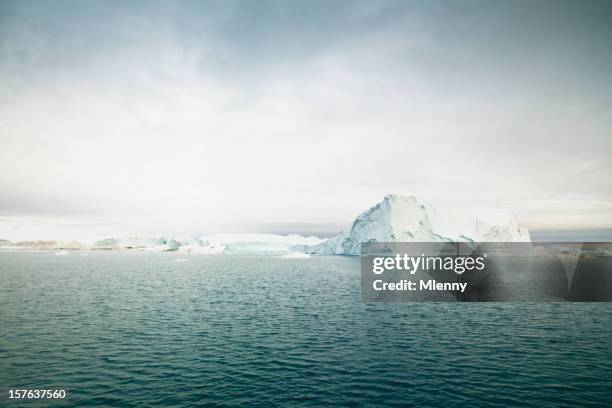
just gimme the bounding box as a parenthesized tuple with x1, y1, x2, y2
(1, 0, 611, 240)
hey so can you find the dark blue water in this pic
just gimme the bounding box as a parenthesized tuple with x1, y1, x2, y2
(1, 252, 611, 407)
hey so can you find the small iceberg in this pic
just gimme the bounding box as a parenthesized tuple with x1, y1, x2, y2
(54, 250, 70, 256)
(174, 258, 190, 263)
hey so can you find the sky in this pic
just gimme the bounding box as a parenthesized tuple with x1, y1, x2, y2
(1, 0, 611, 241)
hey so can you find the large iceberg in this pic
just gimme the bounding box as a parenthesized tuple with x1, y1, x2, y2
(307, 194, 530, 255)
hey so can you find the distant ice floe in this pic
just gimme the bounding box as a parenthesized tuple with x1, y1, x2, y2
(54, 250, 70, 256)
(282, 252, 311, 259)
(178, 244, 225, 254)
(93, 236, 181, 251)
(172, 234, 322, 255)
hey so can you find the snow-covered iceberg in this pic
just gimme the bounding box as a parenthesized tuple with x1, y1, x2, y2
(307, 194, 530, 255)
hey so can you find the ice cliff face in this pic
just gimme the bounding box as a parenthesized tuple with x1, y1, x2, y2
(307, 194, 530, 255)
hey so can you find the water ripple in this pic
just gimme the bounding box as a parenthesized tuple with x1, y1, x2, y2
(1, 252, 611, 407)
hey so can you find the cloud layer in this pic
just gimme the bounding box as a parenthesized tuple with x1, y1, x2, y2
(1, 0, 611, 239)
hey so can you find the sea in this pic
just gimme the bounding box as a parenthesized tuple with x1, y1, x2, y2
(1, 251, 611, 407)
